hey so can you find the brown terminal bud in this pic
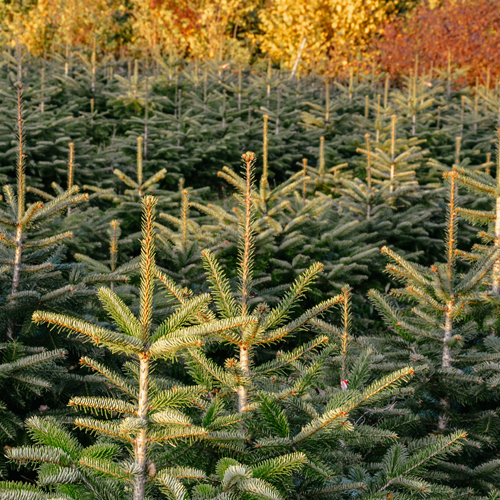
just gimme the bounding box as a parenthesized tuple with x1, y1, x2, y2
(242, 151, 256, 162)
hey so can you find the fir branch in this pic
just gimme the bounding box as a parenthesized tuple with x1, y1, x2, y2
(31, 311, 143, 355)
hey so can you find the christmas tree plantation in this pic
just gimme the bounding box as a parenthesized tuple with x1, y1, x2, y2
(0, 52, 500, 499)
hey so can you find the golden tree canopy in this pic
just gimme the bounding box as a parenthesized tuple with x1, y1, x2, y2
(0, 0, 406, 67)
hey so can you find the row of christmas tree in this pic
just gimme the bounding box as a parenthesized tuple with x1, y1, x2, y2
(0, 55, 500, 498)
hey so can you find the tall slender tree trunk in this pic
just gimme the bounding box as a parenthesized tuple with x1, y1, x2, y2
(441, 306, 453, 369)
(492, 197, 500, 294)
(238, 346, 249, 414)
(8, 225, 23, 339)
(11, 226, 22, 297)
(365, 133, 372, 221)
(144, 60, 149, 160)
(390, 115, 396, 193)
(238, 152, 255, 414)
(134, 354, 149, 500)
(438, 305, 453, 431)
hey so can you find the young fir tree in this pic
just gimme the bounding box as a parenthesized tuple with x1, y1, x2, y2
(25, 142, 113, 261)
(0, 84, 89, 339)
(358, 115, 426, 199)
(3, 195, 260, 500)
(368, 168, 500, 492)
(84, 135, 176, 237)
(109, 136, 167, 201)
(155, 185, 225, 289)
(300, 136, 348, 192)
(74, 219, 135, 293)
(0, 342, 66, 476)
(305, 288, 477, 499)
(154, 152, 467, 499)
(337, 134, 395, 222)
(392, 70, 439, 137)
(111, 59, 152, 117)
(337, 130, 443, 265)
(194, 126, 381, 299)
(187, 151, 344, 413)
(0, 83, 83, 477)
(451, 130, 500, 296)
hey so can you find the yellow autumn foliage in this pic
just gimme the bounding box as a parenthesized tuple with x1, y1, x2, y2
(0, 0, 407, 67)
(0, 0, 129, 53)
(131, 0, 257, 62)
(257, 0, 403, 69)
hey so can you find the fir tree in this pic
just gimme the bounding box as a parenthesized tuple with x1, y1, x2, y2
(452, 130, 500, 295)
(155, 186, 224, 288)
(74, 219, 135, 292)
(0, 342, 66, 476)
(0, 83, 88, 339)
(368, 169, 500, 491)
(4, 195, 258, 500)
(165, 152, 456, 499)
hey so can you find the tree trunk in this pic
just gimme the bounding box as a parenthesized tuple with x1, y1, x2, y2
(492, 196, 500, 294)
(11, 225, 22, 297)
(441, 306, 453, 369)
(133, 354, 149, 500)
(238, 345, 249, 414)
(438, 305, 453, 431)
(8, 225, 23, 339)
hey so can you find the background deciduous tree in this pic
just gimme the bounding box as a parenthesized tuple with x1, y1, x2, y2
(374, 0, 500, 85)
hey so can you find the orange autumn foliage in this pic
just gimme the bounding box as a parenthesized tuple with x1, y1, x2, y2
(374, 0, 500, 85)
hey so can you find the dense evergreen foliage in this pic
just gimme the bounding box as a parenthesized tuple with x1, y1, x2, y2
(0, 53, 500, 499)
